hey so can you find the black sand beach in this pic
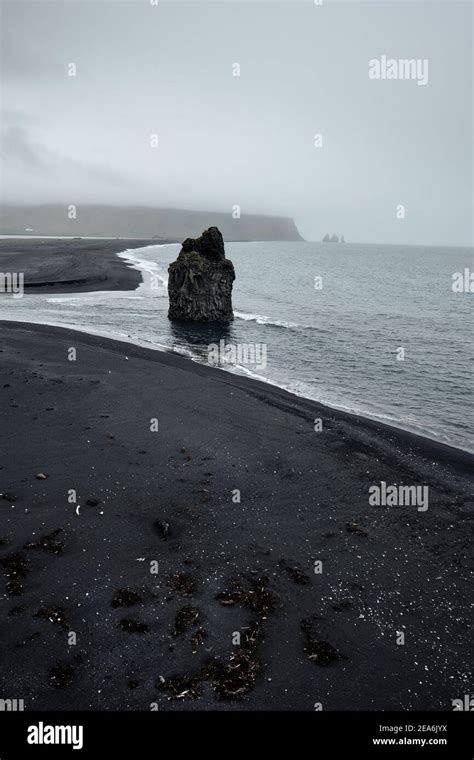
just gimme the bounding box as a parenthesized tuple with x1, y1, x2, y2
(0, 319, 472, 711)
(0, 238, 174, 293)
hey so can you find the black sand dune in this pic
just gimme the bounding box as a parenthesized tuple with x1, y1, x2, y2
(0, 320, 472, 711)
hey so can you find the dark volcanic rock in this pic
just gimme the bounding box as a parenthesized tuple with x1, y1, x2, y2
(168, 227, 235, 322)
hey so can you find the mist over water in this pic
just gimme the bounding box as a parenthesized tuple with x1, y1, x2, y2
(1, 0, 472, 246)
(1, 241, 472, 452)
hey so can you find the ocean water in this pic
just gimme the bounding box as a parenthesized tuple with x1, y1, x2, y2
(1, 241, 473, 452)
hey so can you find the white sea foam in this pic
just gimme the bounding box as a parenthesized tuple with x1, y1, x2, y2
(234, 310, 299, 329)
(46, 294, 145, 304)
(117, 244, 178, 292)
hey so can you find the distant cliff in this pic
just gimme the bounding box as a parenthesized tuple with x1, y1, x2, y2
(0, 205, 303, 242)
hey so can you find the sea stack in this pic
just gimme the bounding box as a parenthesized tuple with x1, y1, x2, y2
(167, 227, 235, 322)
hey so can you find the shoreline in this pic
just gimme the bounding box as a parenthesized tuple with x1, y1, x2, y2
(1, 316, 472, 461)
(0, 237, 471, 454)
(0, 238, 171, 293)
(0, 318, 471, 710)
(1, 318, 473, 469)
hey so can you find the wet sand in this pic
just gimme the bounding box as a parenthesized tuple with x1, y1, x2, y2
(0, 238, 176, 293)
(0, 320, 472, 711)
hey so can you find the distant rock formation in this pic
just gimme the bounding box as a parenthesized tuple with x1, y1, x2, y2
(322, 233, 341, 243)
(168, 227, 235, 323)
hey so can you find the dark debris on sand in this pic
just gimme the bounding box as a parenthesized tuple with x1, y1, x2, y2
(24, 528, 64, 554)
(111, 588, 144, 608)
(216, 575, 277, 614)
(278, 559, 311, 585)
(48, 661, 75, 689)
(167, 572, 198, 597)
(173, 606, 200, 636)
(158, 621, 264, 702)
(159, 576, 278, 702)
(1, 492, 18, 502)
(190, 627, 207, 652)
(346, 521, 368, 537)
(301, 617, 346, 666)
(119, 618, 149, 634)
(156, 520, 171, 539)
(0, 551, 29, 595)
(34, 605, 68, 629)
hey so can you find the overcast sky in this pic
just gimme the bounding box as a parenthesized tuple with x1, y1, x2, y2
(1, 0, 472, 245)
